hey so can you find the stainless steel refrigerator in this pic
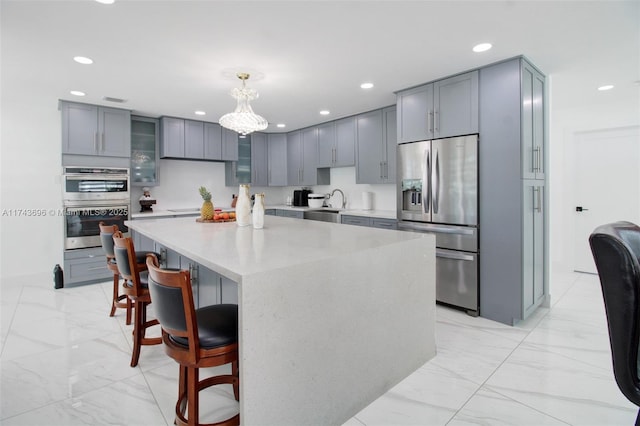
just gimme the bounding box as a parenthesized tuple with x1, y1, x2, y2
(397, 134, 479, 315)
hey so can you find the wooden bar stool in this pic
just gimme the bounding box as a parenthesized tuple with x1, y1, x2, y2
(112, 231, 162, 367)
(146, 254, 240, 426)
(99, 222, 132, 324)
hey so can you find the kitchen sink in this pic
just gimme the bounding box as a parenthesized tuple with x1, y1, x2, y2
(303, 209, 341, 223)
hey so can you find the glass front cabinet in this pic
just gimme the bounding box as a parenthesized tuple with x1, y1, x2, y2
(130, 116, 159, 186)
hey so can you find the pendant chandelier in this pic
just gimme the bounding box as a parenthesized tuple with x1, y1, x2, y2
(219, 72, 268, 135)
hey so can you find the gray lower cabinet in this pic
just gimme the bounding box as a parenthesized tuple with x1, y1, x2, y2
(276, 209, 304, 219)
(60, 100, 131, 157)
(153, 240, 239, 308)
(479, 56, 547, 325)
(341, 215, 397, 229)
(523, 180, 545, 318)
(265, 209, 277, 216)
(356, 106, 396, 184)
(396, 70, 479, 143)
(63, 247, 111, 285)
(267, 134, 287, 186)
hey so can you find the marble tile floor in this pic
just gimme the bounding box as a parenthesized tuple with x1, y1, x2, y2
(1, 271, 637, 425)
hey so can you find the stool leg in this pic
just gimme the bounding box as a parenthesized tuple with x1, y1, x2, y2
(187, 366, 199, 425)
(125, 296, 132, 326)
(109, 273, 119, 317)
(232, 360, 239, 401)
(130, 298, 142, 367)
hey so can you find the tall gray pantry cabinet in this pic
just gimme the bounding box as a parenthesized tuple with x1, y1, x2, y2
(478, 57, 547, 325)
(395, 56, 547, 325)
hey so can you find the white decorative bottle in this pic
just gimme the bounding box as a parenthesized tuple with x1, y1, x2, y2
(236, 184, 251, 227)
(253, 193, 265, 229)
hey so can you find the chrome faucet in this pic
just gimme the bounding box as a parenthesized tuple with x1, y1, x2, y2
(330, 188, 347, 209)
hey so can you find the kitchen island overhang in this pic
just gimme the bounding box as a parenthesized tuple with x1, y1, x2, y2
(126, 215, 436, 425)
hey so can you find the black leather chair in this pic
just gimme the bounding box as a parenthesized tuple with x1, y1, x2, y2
(589, 221, 640, 425)
(146, 253, 239, 426)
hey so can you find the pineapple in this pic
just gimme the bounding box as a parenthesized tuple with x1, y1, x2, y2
(198, 186, 214, 220)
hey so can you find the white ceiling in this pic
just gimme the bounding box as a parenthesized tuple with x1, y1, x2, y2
(2, 0, 638, 132)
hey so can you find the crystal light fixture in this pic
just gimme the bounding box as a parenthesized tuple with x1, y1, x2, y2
(219, 73, 268, 135)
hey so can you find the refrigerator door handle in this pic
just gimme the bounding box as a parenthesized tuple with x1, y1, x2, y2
(432, 148, 439, 214)
(423, 148, 430, 214)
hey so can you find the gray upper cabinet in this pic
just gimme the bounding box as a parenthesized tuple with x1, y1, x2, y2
(478, 57, 547, 325)
(397, 70, 478, 143)
(221, 128, 239, 161)
(335, 116, 356, 167)
(251, 132, 268, 186)
(161, 117, 238, 161)
(287, 131, 302, 185)
(287, 128, 322, 186)
(267, 133, 287, 186)
(131, 116, 159, 186)
(521, 62, 545, 180)
(160, 117, 185, 158)
(184, 120, 204, 159)
(356, 106, 396, 184)
(61, 100, 131, 157)
(317, 122, 335, 168)
(317, 117, 355, 168)
(204, 122, 222, 160)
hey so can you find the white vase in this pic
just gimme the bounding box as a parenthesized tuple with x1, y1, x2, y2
(253, 193, 265, 229)
(236, 184, 251, 227)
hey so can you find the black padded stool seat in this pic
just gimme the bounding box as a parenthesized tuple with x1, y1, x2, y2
(589, 221, 640, 426)
(146, 254, 240, 426)
(170, 304, 238, 349)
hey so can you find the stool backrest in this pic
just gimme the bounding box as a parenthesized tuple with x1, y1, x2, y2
(112, 231, 143, 295)
(589, 221, 640, 408)
(99, 222, 119, 260)
(146, 254, 200, 357)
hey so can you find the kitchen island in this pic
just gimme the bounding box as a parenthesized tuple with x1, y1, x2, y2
(126, 215, 436, 425)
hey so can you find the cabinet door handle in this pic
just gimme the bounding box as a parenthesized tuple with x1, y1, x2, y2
(434, 110, 439, 133)
(380, 162, 383, 179)
(533, 187, 543, 213)
(159, 248, 167, 268)
(428, 110, 434, 133)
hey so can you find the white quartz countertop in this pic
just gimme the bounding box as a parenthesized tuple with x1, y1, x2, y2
(132, 205, 397, 220)
(126, 215, 424, 282)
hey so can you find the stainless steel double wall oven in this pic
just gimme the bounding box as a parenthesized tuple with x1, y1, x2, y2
(62, 166, 130, 249)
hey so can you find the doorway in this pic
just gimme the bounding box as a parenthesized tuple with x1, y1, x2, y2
(572, 126, 640, 273)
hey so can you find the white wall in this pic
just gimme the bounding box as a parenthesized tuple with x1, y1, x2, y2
(548, 89, 640, 274)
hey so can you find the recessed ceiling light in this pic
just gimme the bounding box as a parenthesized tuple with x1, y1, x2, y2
(277, 123, 286, 128)
(360, 82, 374, 89)
(195, 111, 206, 116)
(73, 56, 93, 65)
(472, 43, 492, 53)
(598, 85, 614, 91)
(70, 90, 85, 97)
(320, 110, 330, 116)
(95, 0, 115, 4)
